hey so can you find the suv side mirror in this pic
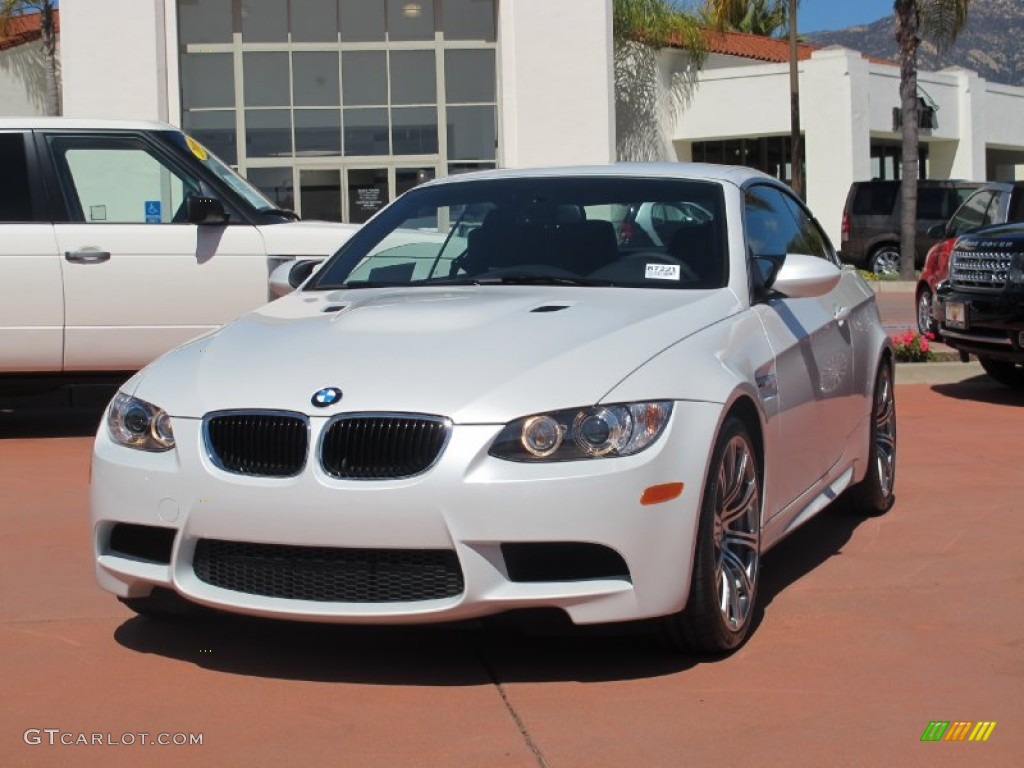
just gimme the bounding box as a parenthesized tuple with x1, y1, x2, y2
(926, 223, 946, 239)
(185, 195, 228, 225)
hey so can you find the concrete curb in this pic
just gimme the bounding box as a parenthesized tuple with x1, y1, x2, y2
(895, 359, 982, 385)
(866, 280, 916, 293)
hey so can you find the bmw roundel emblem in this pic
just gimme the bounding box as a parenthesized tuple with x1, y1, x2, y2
(311, 387, 343, 408)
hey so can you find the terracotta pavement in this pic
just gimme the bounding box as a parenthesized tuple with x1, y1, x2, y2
(1, 374, 1021, 767)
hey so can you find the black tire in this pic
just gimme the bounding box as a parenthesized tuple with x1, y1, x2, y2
(118, 588, 200, 620)
(869, 245, 901, 278)
(916, 286, 937, 336)
(844, 362, 896, 515)
(662, 417, 761, 654)
(978, 357, 1024, 389)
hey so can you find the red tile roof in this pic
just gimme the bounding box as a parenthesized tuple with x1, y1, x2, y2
(687, 28, 817, 62)
(671, 27, 898, 69)
(0, 9, 60, 53)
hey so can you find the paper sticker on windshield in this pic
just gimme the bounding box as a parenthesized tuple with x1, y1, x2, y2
(645, 263, 680, 281)
(185, 135, 208, 161)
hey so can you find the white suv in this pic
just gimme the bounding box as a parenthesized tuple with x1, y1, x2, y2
(0, 118, 357, 393)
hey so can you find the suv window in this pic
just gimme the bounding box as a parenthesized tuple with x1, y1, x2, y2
(47, 136, 201, 223)
(851, 184, 897, 216)
(950, 189, 998, 237)
(0, 133, 33, 222)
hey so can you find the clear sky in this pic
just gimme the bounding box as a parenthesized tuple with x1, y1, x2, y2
(678, 0, 897, 34)
(797, 0, 895, 33)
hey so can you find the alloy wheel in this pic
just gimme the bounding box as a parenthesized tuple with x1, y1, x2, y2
(873, 368, 897, 498)
(712, 435, 760, 632)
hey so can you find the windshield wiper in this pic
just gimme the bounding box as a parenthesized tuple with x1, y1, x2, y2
(472, 274, 610, 287)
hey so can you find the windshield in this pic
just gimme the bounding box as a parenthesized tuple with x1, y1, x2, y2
(310, 176, 728, 290)
(168, 132, 279, 212)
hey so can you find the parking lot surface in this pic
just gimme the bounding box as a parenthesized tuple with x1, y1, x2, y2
(1, 373, 1022, 767)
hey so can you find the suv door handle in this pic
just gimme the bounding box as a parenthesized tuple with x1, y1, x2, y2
(65, 249, 111, 264)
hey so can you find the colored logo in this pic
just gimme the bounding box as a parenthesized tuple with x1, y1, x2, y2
(921, 721, 997, 742)
(311, 387, 343, 408)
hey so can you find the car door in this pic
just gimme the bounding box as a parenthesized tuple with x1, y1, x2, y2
(745, 184, 859, 511)
(0, 131, 63, 372)
(39, 131, 269, 372)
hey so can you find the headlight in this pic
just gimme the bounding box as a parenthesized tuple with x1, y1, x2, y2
(490, 402, 672, 462)
(106, 393, 175, 452)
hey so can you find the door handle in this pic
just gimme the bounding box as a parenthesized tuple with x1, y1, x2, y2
(65, 249, 111, 264)
(833, 305, 851, 325)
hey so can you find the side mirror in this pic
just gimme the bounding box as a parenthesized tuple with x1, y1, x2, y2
(769, 253, 842, 298)
(269, 259, 322, 298)
(185, 195, 228, 225)
(926, 222, 946, 239)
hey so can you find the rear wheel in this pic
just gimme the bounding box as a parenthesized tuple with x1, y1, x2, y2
(844, 363, 896, 515)
(869, 245, 900, 278)
(916, 286, 937, 336)
(979, 357, 1024, 389)
(662, 417, 761, 654)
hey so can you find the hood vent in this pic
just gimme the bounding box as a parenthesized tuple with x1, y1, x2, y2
(323, 304, 347, 313)
(530, 305, 570, 313)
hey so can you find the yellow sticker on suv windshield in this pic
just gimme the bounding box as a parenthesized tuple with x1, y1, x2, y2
(185, 135, 209, 161)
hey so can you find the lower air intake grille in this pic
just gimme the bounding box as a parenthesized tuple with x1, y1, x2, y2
(193, 539, 464, 602)
(320, 415, 449, 479)
(205, 412, 308, 477)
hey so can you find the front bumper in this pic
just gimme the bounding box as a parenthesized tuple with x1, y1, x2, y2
(937, 285, 1024, 362)
(91, 403, 721, 626)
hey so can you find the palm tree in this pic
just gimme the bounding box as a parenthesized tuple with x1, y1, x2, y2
(894, 0, 971, 281)
(698, 0, 787, 36)
(700, 1, 802, 196)
(614, 0, 708, 162)
(0, 0, 59, 115)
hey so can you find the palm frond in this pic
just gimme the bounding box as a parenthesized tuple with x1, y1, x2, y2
(920, 0, 971, 52)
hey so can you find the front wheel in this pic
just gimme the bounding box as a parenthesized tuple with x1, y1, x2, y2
(844, 362, 896, 515)
(869, 245, 901, 278)
(979, 357, 1024, 389)
(662, 417, 761, 654)
(916, 286, 937, 336)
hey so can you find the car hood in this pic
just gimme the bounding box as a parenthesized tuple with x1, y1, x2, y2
(133, 286, 741, 422)
(257, 219, 361, 258)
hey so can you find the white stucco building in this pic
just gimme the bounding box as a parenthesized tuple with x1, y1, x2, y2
(42, 0, 1024, 242)
(0, 9, 60, 115)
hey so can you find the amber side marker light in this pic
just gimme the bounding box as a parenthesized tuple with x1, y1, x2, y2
(640, 482, 684, 506)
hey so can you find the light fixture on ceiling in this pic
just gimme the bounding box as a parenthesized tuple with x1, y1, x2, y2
(402, 2, 423, 19)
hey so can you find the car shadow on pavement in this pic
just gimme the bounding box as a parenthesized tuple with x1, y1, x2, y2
(112, 506, 870, 685)
(0, 405, 106, 439)
(930, 375, 1024, 405)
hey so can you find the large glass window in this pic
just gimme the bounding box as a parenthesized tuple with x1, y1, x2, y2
(177, 0, 498, 221)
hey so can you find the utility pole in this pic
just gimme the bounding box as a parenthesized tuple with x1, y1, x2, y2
(788, 0, 803, 198)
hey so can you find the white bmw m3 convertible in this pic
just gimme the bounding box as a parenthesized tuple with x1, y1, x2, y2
(91, 164, 896, 653)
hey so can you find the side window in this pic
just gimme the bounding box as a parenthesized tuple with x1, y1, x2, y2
(949, 190, 993, 236)
(1009, 190, 1024, 223)
(47, 136, 200, 224)
(779, 192, 832, 261)
(745, 185, 828, 260)
(0, 133, 34, 222)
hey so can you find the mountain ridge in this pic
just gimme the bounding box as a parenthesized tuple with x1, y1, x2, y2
(807, 0, 1024, 88)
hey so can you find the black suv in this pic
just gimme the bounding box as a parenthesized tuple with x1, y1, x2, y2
(937, 223, 1024, 388)
(840, 179, 980, 275)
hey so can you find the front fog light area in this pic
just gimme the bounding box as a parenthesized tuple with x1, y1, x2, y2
(490, 402, 673, 461)
(107, 393, 175, 452)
